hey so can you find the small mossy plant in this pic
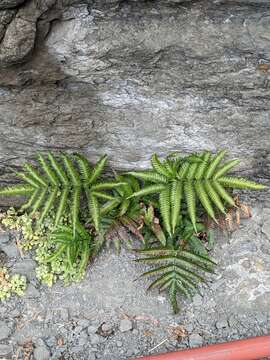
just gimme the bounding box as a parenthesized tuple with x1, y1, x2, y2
(0, 267, 27, 301)
(0, 150, 266, 312)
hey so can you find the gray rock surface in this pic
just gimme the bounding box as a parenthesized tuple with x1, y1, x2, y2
(0, 204, 269, 359)
(0, 0, 269, 195)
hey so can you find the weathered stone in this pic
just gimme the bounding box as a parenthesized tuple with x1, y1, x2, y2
(0, 321, 12, 340)
(0, 0, 25, 10)
(216, 319, 228, 329)
(12, 259, 36, 279)
(0, 0, 269, 193)
(0, 232, 10, 244)
(0, 344, 12, 357)
(119, 319, 133, 332)
(33, 345, 51, 360)
(189, 334, 203, 347)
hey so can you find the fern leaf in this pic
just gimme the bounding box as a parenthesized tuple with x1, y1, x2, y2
(159, 278, 174, 292)
(186, 163, 198, 180)
(128, 184, 166, 198)
(159, 185, 172, 236)
(45, 244, 66, 263)
(148, 272, 173, 290)
(30, 188, 47, 216)
(24, 163, 48, 187)
(195, 181, 216, 220)
(91, 181, 126, 191)
(181, 250, 216, 267)
(218, 176, 266, 190)
(37, 188, 58, 226)
(100, 199, 121, 216)
(88, 155, 108, 185)
(48, 153, 69, 185)
(205, 150, 226, 179)
(195, 151, 211, 180)
(213, 159, 240, 179)
(71, 187, 81, 236)
(16, 172, 41, 188)
(128, 171, 168, 184)
(0, 184, 34, 196)
(19, 189, 39, 212)
(204, 181, 226, 214)
(62, 154, 81, 187)
(54, 188, 69, 227)
(212, 181, 236, 206)
(184, 181, 197, 232)
(151, 154, 172, 178)
(118, 198, 130, 217)
(171, 180, 182, 234)
(91, 191, 115, 201)
(87, 191, 100, 231)
(177, 162, 190, 179)
(73, 153, 92, 182)
(175, 281, 193, 300)
(37, 154, 59, 186)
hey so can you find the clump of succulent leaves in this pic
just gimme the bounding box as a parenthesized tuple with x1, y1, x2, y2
(0, 267, 27, 301)
(0, 150, 265, 312)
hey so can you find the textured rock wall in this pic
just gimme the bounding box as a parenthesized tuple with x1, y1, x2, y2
(0, 0, 270, 186)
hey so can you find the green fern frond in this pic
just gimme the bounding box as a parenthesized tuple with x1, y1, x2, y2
(171, 180, 182, 234)
(151, 154, 172, 178)
(20, 189, 39, 212)
(54, 187, 69, 227)
(205, 150, 226, 179)
(62, 154, 81, 187)
(37, 154, 59, 186)
(213, 159, 240, 179)
(218, 176, 266, 190)
(177, 161, 190, 179)
(91, 181, 126, 191)
(194, 181, 216, 221)
(195, 151, 211, 180)
(204, 181, 226, 214)
(73, 153, 92, 182)
(87, 190, 100, 231)
(0, 184, 34, 196)
(37, 188, 58, 226)
(16, 172, 42, 188)
(128, 171, 168, 184)
(91, 191, 115, 201)
(24, 163, 48, 187)
(100, 199, 121, 216)
(30, 188, 47, 216)
(212, 181, 236, 206)
(184, 181, 197, 232)
(159, 186, 172, 236)
(71, 187, 81, 236)
(48, 152, 69, 185)
(128, 184, 166, 198)
(88, 155, 108, 185)
(186, 162, 199, 180)
(137, 247, 215, 313)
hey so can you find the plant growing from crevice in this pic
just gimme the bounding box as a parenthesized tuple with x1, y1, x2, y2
(136, 204, 216, 313)
(0, 153, 124, 236)
(128, 151, 265, 234)
(0, 150, 266, 312)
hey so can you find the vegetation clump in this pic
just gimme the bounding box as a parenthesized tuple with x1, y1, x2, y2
(0, 151, 266, 312)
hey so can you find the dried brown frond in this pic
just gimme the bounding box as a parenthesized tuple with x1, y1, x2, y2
(205, 195, 252, 232)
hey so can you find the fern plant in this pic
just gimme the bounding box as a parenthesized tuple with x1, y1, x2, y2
(136, 237, 216, 313)
(46, 222, 91, 275)
(128, 151, 265, 233)
(0, 153, 124, 235)
(94, 175, 144, 253)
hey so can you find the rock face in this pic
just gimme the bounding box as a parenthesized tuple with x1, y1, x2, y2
(0, 0, 269, 189)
